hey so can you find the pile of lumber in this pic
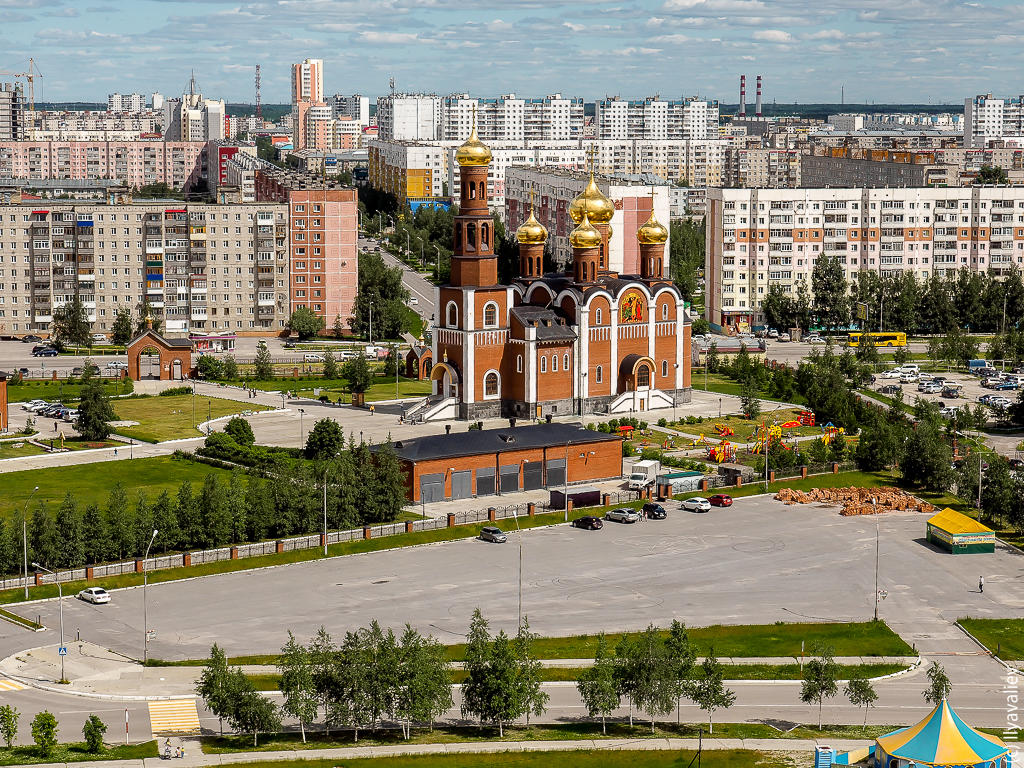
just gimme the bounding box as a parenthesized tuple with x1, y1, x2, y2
(774, 486, 935, 516)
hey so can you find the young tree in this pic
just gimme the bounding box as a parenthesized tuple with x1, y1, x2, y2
(132, 492, 154, 558)
(844, 675, 878, 730)
(29, 502, 58, 571)
(288, 306, 326, 340)
(176, 480, 203, 551)
(336, 628, 373, 741)
(0, 704, 18, 749)
(81, 503, 111, 564)
(196, 355, 224, 380)
(332, 314, 345, 339)
(811, 254, 850, 332)
(923, 661, 952, 706)
(253, 344, 274, 381)
(739, 375, 761, 420)
(55, 492, 84, 569)
(900, 406, 953, 493)
(278, 632, 318, 743)
(200, 474, 230, 550)
(150, 491, 180, 553)
(134, 298, 163, 335)
(51, 295, 91, 351)
(395, 625, 452, 737)
(106, 483, 134, 560)
(666, 619, 697, 725)
(343, 353, 373, 394)
(222, 354, 239, 380)
(576, 633, 620, 734)
(382, 345, 399, 378)
(514, 617, 548, 725)
(618, 625, 676, 732)
(349, 252, 411, 339)
(82, 714, 107, 753)
(195, 644, 235, 735)
(690, 647, 736, 734)
(800, 644, 839, 730)
(322, 348, 339, 381)
(111, 307, 134, 347)
(305, 418, 344, 461)
(227, 669, 280, 746)
(0, 519, 13, 578)
(30, 711, 58, 758)
(77, 377, 114, 441)
(224, 416, 255, 446)
(308, 626, 340, 735)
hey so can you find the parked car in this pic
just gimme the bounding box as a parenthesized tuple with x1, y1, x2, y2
(21, 335, 42, 343)
(990, 397, 1012, 409)
(681, 497, 712, 513)
(92, 333, 107, 342)
(22, 400, 47, 411)
(879, 384, 901, 395)
(572, 516, 604, 530)
(805, 334, 825, 344)
(642, 502, 667, 520)
(918, 373, 935, 383)
(899, 372, 919, 384)
(62, 409, 78, 421)
(921, 383, 943, 395)
(29, 401, 52, 413)
(106, 360, 128, 369)
(408, 297, 419, 306)
(605, 508, 640, 524)
(979, 394, 995, 405)
(17, 367, 29, 375)
(1008, 458, 1024, 470)
(303, 353, 325, 363)
(898, 364, 920, 374)
(707, 494, 733, 507)
(32, 347, 58, 357)
(983, 377, 1004, 389)
(939, 406, 960, 418)
(777, 333, 791, 342)
(941, 386, 963, 398)
(879, 369, 902, 379)
(766, 329, 780, 339)
(995, 381, 1017, 391)
(78, 587, 110, 604)
(479, 526, 508, 543)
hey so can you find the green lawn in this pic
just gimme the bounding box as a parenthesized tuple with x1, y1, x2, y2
(200, 750, 789, 767)
(0, 455, 233, 520)
(295, 377, 432, 403)
(114, 394, 269, 442)
(0, 440, 46, 459)
(7, 378, 134, 403)
(0, 740, 156, 766)
(958, 618, 1024, 661)
(691, 373, 806, 406)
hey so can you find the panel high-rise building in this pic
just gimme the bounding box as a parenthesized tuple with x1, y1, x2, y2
(965, 93, 1024, 148)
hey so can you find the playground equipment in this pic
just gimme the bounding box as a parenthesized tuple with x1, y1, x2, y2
(780, 420, 801, 429)
(798, 410, 816, 426)
(820, 422, 845, 445)
(713, 423, 735, 437)
(685, 434, 709, 448)
(708, 440, 734, 463)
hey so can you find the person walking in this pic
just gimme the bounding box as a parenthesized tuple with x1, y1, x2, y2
(979, 575, 985, 593)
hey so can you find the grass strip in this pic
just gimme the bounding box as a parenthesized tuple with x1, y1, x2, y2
(958, 618, 1024, 661)
(0, 740, 156, 766)
(0, 606, 43, 630)
(192, 751, 787, 767)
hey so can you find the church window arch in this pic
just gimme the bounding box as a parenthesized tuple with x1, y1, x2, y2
(446, 301, 458, 328)
(482, 301, 498, 328)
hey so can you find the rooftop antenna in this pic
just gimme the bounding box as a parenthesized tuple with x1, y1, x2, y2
(389, 76, 395, 95)
(255, 64, 262, 122)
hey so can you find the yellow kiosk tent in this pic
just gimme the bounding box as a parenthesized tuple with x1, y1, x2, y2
(926, 508, 995, 554)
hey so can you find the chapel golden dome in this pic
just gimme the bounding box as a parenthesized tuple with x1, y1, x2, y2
(569, 173, 615, 225)
(569, 210, 603, 249)
(516, 207, 548, 245)
(455, 123, 492, 167)
(636, 211, 669, 245)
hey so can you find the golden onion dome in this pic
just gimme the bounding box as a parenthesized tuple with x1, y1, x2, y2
(569, 210, 603, 250)
(636, 211, 669, 245)
(516, 207, 548, 245)
(455, 124, 492, 167)
(569, 174, 615, 225)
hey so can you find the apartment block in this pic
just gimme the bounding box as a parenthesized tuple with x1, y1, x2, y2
(332, 94, 370, 127)
(0, 140, 207, 190)
(828, 112, 963, 132)
(0, 84, 26, 141)
(800, 148, 957, 188)
(584, 138, 728, 187)
(504, 167, 671, 273)
(725, 147, 802, 188)
(705, 186, 1024, 331)
(162, 78, 226, 143)
(30, 110, 161, 141)
(376, 94, 442, 141)
(965, 94, 1024, 148)
(594, 97, 719, 140)
(254, 168, 358, 326)
(107, 93, 146, 113)
(291, 58, 328, 150)
(0, 199, 291, 336)
(368, 141, 450, 207)
(440, 93, 583, 142)
(445, 144, 586, 211)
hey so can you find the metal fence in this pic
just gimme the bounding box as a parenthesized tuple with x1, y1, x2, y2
(0, 467, 853, 593)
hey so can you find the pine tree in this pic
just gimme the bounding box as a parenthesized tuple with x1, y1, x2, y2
(245, 475, 274, 543)
(150, 491, 180, 552)
(132, 492, 154, 557)
(176, 481, 202, 550)
(200, 474, 230, 549)
(54, 492, 84, 569)
(81, 503, 112, 564)
(227, 470, 248, 544)
(0, 518, 14, 577)
(322, 348, 339, 381)
(105, 483, 134, 560)
(29, 502, 58, 569)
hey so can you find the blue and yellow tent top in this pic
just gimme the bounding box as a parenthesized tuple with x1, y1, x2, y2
(875, 699, 1010, 766)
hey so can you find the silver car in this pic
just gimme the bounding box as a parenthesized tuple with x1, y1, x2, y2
(479, 526, 507, 543)
(605, 508, 640, 524)
(682, 497, 713, 513)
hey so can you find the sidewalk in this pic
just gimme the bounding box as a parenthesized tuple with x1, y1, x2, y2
(0, 642, 918, 701)
(26, 735, 875, 768)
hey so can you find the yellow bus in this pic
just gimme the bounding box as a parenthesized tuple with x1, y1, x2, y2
(847, 331, 907, 347)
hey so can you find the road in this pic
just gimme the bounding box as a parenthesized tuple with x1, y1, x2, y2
(368, 237, 437, 320)
(2, 494, 1022, 742)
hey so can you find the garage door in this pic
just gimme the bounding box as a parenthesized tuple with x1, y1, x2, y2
(419, 473, 446, 503)
(499, 463, 520, 494)
(451, 470, 472, 500)
(476, 467, 496, 497)
(545, 458, 566, 488)
(523, 461, 543, 491)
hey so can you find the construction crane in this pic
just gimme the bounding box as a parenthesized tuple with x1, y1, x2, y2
(0, 57, 42, 139)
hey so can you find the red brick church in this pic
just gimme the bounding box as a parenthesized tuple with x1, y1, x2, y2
(412, 124, 692, 421)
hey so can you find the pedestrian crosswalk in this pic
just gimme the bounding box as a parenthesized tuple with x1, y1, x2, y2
(0, 678, 26, 691)
(148, 699, 201, 734)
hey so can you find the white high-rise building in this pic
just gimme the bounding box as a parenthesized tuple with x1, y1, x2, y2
(107, 93, 146, 113)
(376, 94, 442, 141)
(162, 75, 225, 141)
(965, 94, 1024, 148)
(594, 97, 719, 140)
(332, 94, 370, 127)
(439, 93, 584, 142)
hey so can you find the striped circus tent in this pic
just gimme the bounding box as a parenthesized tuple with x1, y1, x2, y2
(873, 699, 1012, 767)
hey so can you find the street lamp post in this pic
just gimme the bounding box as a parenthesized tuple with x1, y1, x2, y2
(872, 502, 880, 621)
(32, 563, 65, 682)
(142, 529, 158, 663)
(510, 509, 523, 628)
(433, 245, 441, 282)
(23, 486, 39, 601)
(299, 408, 306, 446)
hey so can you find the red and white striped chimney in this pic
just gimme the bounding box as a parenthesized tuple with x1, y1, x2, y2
(756, 75, 763, 117)
(739, 75, 746, 117)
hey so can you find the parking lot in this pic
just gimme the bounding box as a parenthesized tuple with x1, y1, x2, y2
(869, 365, 1021, 416)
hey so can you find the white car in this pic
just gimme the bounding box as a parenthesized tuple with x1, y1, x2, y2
(605, 508, 640, 524)
(106, 360, 128, 369)
(898, 364, 920, 374)
(29, 401, 52, 413)
(681, 497, 713, 513)
(900, 372, 919, 384)
(880, 369, 903, 379)
(92, 333, 107, 342)
(805, 334, 825, 344)
(78, 587, 110, 604)
(408, 297, 419, 306)
(22, 399, 47, 411)
(990, 397, 1012, 409)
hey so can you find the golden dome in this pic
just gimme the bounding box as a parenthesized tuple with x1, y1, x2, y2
(637, 211, 668, 245)
(569, 174, 615, 225)
(455, 123, 492, 167)
(516, 207, 548, 245)
(569, 210, 603, 250)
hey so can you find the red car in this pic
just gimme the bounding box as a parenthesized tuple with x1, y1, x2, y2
(707, 494, 733, 507)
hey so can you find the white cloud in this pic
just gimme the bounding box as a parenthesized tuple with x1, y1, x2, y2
(752, 29, 793, 42)
(663, 0, 765, 10)
(805, 28, 845, 40)
(357, 30, 420, 43)
(650, 34, 692, 43)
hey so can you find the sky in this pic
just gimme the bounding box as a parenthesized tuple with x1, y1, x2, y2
(0, 0, 1019, 105)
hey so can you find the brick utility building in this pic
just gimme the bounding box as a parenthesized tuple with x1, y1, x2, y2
(407, 124, 692, 422)
(388, 422, 623, 503)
